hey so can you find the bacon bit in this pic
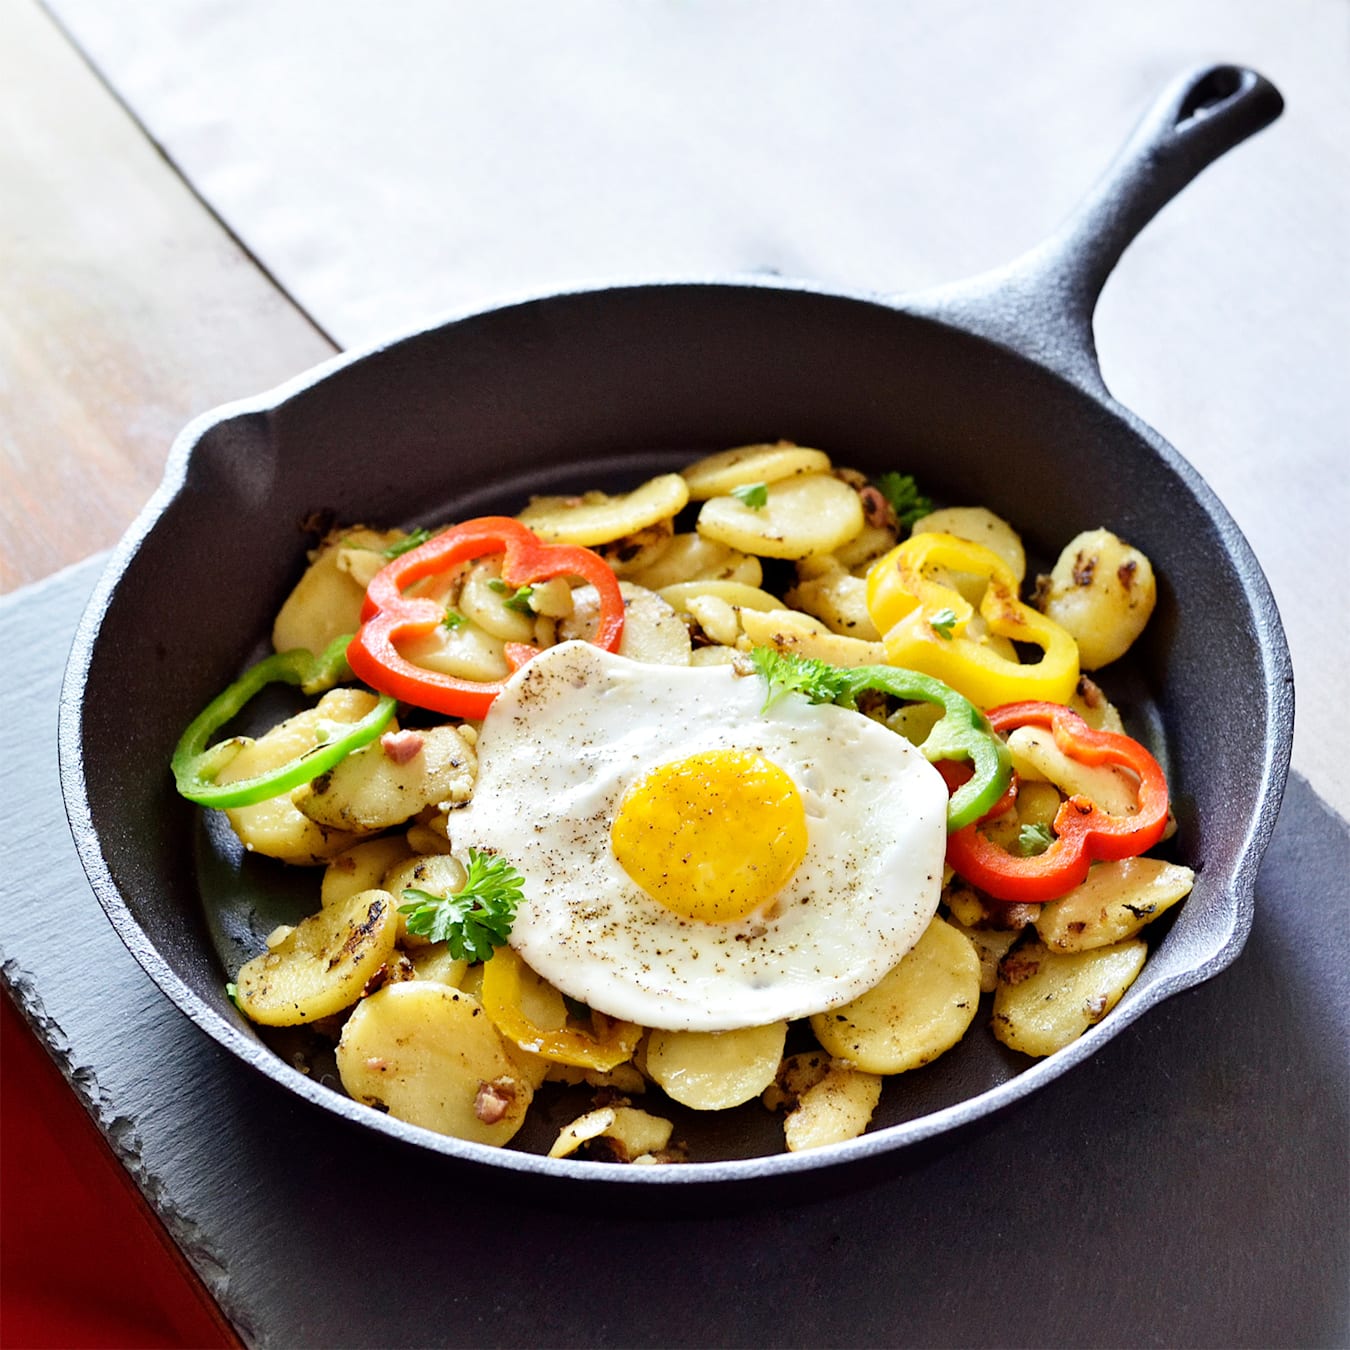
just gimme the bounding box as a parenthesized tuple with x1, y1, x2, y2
(474, 1077, 518, 1125)
(859, 485, 894, 529)
(365, 1057, 388, 1072)
(1000, 953, 1041, 986)
(1083, 993, 1110, 1022)
(381, 729, 424, 764)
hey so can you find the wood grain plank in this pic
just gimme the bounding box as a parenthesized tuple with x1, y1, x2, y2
(0, 0, 334, 592)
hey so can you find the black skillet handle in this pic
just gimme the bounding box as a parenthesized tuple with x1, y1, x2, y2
(900, 65, 1284, 395)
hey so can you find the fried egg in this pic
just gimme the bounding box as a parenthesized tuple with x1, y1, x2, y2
(451, 641, 949, 1032)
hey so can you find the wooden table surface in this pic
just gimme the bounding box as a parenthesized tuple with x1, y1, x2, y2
(2, 4, 1345, 1345)
(0, 3, 328, 1340)
(0, 0, 332, 594)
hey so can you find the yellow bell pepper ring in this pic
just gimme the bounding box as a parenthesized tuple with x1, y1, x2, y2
(865, 532, 1080, 709)
(480, 946, 642, 1071)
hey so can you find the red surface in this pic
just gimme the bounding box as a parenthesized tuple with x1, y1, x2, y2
(0, 990, 238, 1349)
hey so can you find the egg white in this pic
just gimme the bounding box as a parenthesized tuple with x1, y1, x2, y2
(451, 641, 949, 1032)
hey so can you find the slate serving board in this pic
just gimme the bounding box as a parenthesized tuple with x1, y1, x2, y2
(2, 557, 1346, 1348)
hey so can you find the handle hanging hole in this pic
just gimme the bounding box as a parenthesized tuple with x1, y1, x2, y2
(1176, 67, 1247, 128)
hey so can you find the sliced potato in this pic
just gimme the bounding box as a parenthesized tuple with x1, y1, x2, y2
(947, 921, 1020, 994)
(911, 507, 1026, 583)
(626, 532, 763, 590)
(658, 579, 785, 619)
(992, 938, 1147, 1056)
(271, 527, 404, 657)
(548, 1106, 674, 1161)
(785, 560, 881, 640)
(321, 836, 415, 910)
(684, 593, 742, 646)
(398, 615, 512, 683)
(336, 981, 532, 1145)
(560, 581, 691, 665)
(1005, 725, 1139, 817)
(737, 612, 887, 669)
(219, 688, 377, 864)
(293, 725, 477, 833)
(408, 942, 470, 990)
(811, 917, 981, 1074)
(235, 887, 398, 1025)
(886, 701, 943, 748)
(644, 1022, 787, 1110)
(382, 852, 469, 947)
(593, 519, 677, 577)
(783, 1065, 883, 1152)
(680, 441, 831, 500)
(1069, 675, 1126, 734)
(457, 559, 538, 643)
(1035, 858, 1194, 953)
(1039, 528, 1157, 669)
(517, 473, 689, 546)
(697, 473, 865, 559)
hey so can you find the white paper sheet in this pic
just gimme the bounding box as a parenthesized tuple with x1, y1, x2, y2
(46, 0, 1350, 810)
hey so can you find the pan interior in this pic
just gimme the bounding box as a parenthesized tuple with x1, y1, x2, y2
(71, 283, 1282, 1172)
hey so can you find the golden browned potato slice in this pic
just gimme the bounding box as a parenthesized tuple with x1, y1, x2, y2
(516, 474, 689, 546)
(381, 852, 469, 948)
(219, 688, 378, 865)
(336, 981, 532, 1145)
(680, 442, 832, 500)
(1039, 528, 1157, 669)
(811, 917, 981, 1074)
(697, 473, 865, 560)
(548, 1106, 674, 1161)
(945, 921, 1020, 994)
(1005, 725, 1139, 817)
(321, 836, 415, 910)
(234, 888, 398, 1025)
(408, 942, 469, 990)
(644, 1022, 788, 1110)
(1035, 858, 1194, 953)
(271, 527, 405, 656)
(560, 581, 692, 665)
(911, 507, 1026, 583)
(785, 559, 881, 640)
(783, 1065, 883, 1152)
(293, 725, 477, 834)
(457, 559, 538, 643)
(992, 938, 1147, 1056)
(737, 611, 887, 669)
(626, 532, 764, 590)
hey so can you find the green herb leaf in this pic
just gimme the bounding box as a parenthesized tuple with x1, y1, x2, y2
(1017, 823, 1056, 857)
(929, 606, 959, 640)
(398, 849, 525, 962)
(382, 527, 435, 559)
(730, 481, 769, 509)
(873, 472, 933, 530)
(748, 646, 853, 710)
(442, 608, 468, 630)
(488, 578, 536, 613)
(225, 981, 240, 1007)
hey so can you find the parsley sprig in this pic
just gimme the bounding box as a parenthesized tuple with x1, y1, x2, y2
(487, 578, 536, 613)
(748, 646, 853, 710)
(398, 849, 525, 962)
(382, 527, 435, 559)
(1018, 823, 1056, 857)
(873, 472, 933, 530)
(929, 606, 959, 640)
(730, 481, 769, 510)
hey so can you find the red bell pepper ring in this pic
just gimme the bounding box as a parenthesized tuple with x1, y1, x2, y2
(945, 700, 1171, 903)
(347, 516, 624, 719)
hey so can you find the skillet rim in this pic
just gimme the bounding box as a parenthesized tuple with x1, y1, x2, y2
(57, 271, 1295, 1195)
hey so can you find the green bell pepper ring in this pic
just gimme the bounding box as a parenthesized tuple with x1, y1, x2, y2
(171, 632, 397, 809)
(748, 647, 1012, 831)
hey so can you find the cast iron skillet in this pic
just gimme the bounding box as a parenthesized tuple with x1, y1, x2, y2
(60, 65, 1292, 1206)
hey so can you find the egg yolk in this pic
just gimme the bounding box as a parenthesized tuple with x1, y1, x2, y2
(610, 749, 808, 923)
